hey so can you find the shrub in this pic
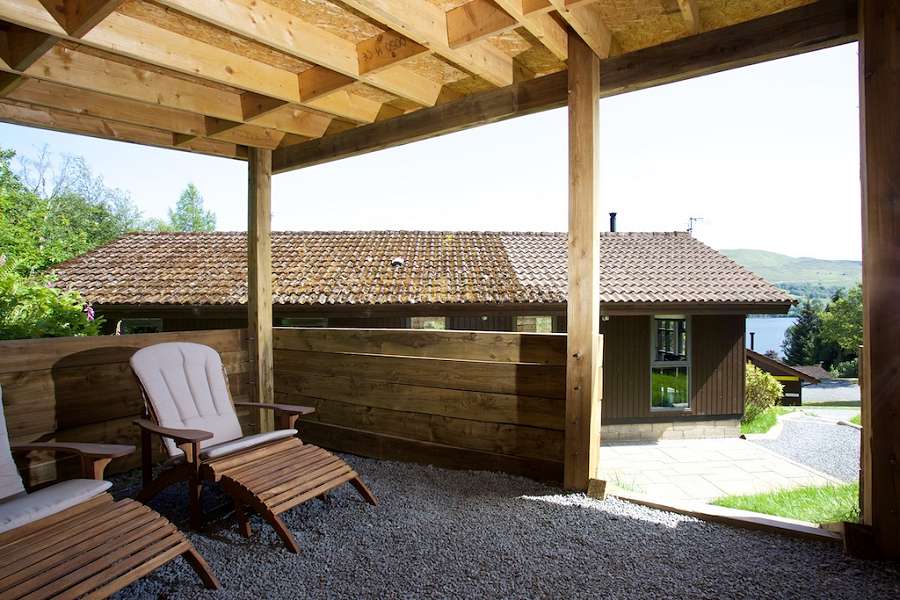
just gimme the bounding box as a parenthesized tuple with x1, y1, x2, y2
(744, 363, 783, 423)
(830, 357, 859, 378)
(0, 257, 102, 339)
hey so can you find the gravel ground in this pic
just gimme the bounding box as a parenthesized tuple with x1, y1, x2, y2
(110, 455, 898, 599)
(753, 417, 861, 482)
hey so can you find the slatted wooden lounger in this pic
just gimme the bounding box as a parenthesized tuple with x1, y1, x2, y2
(130, 342, 377, 553)
(0, 389, 219, 600)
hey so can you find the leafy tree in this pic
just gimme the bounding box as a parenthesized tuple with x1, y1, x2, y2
(166, 183, 215, 232)
(820, 284, 863, 353)
(0, 257, 102, 339)
(744, 363, 783, 423)
(782, 300, 820, 365)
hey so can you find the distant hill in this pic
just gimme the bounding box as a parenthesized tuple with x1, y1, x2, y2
(721, 249, 861, 304)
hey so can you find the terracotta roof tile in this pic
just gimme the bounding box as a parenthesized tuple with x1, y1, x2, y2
(51, 231, 793, 308)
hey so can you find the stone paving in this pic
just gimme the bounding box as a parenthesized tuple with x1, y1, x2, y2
(599, 438, 841, 504)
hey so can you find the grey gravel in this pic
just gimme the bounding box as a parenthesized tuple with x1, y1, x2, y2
(111, 455, 897, 600)
(754, 418, 861, 482)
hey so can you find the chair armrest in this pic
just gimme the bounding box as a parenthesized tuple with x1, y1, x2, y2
(12, 442, 135, 480)
(233, 402, 315, 430)
(233, 402, 315, 415)
(133, 419, 214, 445)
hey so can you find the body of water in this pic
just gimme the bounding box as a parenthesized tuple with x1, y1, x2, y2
(746, 316, 796, 358)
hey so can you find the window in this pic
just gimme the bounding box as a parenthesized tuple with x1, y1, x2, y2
(409, 316, 446, 330)
(117, 318, 163, 334)
(651, 316, 690, 410)
(515, 316, 553, 333)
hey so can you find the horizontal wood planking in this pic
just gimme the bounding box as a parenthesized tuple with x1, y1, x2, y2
(297, 420, 563, 482)
(1, 329, 250, 483)
(273, 328, 565, 479)
(274, 327, 566, 364)
(275, 370, 564, 429)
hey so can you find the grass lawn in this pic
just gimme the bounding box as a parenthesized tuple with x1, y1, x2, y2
(849, 413, 861, 426)
(740, 406, 793, 435)
(712, 482, 859, 524)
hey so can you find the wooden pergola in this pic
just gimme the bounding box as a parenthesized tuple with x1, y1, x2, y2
(0, 0, 896, 558)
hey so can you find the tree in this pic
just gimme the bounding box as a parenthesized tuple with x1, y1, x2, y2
(0, 257, 102, 339)
(2, 147, 144, 275)
(782, 300, 820, 365)
(167, 183, 215, 232)
(820, 284, 863, 353)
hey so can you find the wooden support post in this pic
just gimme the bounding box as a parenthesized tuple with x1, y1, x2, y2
(248, 147, 275, 433)
(564, 31, 602, 491)
(857, 0, 900, 560)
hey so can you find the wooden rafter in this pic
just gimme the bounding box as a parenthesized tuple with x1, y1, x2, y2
(37, 0, 123, 37)
(0, 70, 23, 95)
(548, 0, 614, 58)
(273, 0, 858, 172)
(0, 0, 384, 123)
(492, 0, 567, 60)
(0, 97, 246, 158)
(340, 0, 516, 87)
(0, 22, 57, 70)
(156, 0, 444, 108)
(446, 0, 518, 48)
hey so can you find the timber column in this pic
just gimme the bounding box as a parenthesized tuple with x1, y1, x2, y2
(858, 0, 900, 559)
(564, 31, 603, 491)
(248, 147, 275, 433)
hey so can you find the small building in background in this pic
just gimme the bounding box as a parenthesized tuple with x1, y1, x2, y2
(746, 349, 821, 406)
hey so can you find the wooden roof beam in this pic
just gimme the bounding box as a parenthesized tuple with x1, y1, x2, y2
(548, 0, 614, 58)
(37, 0, 123, 38)
(446, 0, 518, 48)
(273, 0, 858, 172)
(155, 0, 442, 108)
(0, 1, 383, 123)
(340, 0, 516, 87)
(240, 93, 289, 122)
(0, 71, 24, 95)
(0, 98, 246, 159)
(492, 0, 567, 60)
(0, 22, 57, 70)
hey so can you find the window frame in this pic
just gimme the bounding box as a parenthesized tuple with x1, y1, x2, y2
(649, 315, 692, 412)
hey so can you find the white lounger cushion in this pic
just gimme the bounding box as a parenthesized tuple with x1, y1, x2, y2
(0, 387, 26, 502)
(0, 478, 111, 533)
(131, 342, 243, 458)
(200, 429, 298, 460)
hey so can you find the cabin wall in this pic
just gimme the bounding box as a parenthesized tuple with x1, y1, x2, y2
(0, 329, 252, 487)
(601, 315, 745, 423)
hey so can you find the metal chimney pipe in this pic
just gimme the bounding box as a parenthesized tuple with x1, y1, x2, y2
(609, 212, 617, 232)
(749, 331, 755, 351)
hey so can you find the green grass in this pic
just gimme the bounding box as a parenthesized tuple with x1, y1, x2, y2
(849, 414, 861, 426)
(740, 406, 793, 435)
(712, 482, 859, 524)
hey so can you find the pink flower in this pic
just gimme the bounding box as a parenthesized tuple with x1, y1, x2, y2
(84, 304, 95, 321)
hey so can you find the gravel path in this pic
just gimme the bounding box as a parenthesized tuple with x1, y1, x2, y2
(753, 417, 861, 482)
(111, 455, 898, 599)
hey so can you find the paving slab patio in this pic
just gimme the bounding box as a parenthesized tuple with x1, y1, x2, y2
(599, 438, 841, 504)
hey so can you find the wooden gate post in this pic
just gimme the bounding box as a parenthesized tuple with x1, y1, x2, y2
(248, 147, 275, 433)
(564, 31, 603, 491)
(857, 0, 900, 559)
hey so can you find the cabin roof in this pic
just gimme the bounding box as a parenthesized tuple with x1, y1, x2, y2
(51, 230, 794, 309)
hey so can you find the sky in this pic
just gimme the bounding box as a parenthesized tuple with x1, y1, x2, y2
(0, 43, 862, 260)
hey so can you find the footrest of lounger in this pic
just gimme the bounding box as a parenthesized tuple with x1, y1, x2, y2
(0, 494, 214, 600)
(205, 437, 359, 516)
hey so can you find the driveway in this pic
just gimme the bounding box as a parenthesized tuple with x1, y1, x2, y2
(803, 379, 860, 405)
(599, 438, 840, 504)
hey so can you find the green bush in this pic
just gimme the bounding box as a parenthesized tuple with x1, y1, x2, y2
(0, 257, 102, 339)
(830, 358, 859, 378)
(744, 363, 783, 423)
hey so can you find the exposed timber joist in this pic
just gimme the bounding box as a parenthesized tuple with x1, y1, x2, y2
(492, 0, 567, 60)
(37, 0, 123, 37)
(273, 0, 858, 172)
(339, 0, 517, 87)
(0, 22, 57, 70)
(0, 98, 246, 158)
(0, 0, 385, 123)
(446, 0, 518, 48)
(547, 0, 614, 58)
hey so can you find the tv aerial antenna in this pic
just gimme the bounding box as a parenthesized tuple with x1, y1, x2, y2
(687, 217, 704, 235)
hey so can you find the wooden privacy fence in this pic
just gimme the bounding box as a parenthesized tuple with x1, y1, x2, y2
(273, 328, 567, 481)
(0, 329, 250, 485)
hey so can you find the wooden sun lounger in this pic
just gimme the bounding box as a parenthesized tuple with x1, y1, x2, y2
(131, 342, 377, 553)
(0, 493, 218, 600)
